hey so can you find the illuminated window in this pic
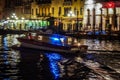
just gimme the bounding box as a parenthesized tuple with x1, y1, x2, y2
(64, 7, 71, 16)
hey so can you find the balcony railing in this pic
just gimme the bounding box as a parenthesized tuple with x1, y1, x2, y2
(63, 1, 72, 6)
(37, 14, 51, 17)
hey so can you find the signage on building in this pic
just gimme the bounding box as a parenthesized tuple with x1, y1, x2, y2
(102, 1, 120, 8)
(102, 2, 115, 8)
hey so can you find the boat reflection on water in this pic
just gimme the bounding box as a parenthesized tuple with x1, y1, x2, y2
(18, 49, 104, 80)
(3, 35, 9, 51)
(19, 50, 46, 80)
(19, 50, 63, 80)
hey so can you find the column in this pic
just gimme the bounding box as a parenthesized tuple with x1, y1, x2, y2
(87, 9, 90, 28)
(105, 8, 109, 31)
(76, 10, 79, 32)
(93, 8, 96, 35)
(119, 15, 120, 31)
(100, 8, 103, 32)
(112, 8, 117, 31)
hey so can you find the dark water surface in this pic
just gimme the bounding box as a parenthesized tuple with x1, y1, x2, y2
(0, 34, 120, 80)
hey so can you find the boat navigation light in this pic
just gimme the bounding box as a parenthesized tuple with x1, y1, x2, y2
(38, 36, 43, 40)
(77, 43, 81, 46)
(74, 39, 77, 43)
(60, 38, 64, 42)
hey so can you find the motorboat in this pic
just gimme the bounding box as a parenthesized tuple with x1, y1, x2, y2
(17, 33, 88, 53)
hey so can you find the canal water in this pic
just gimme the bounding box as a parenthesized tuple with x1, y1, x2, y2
(0, 34, 120, 80)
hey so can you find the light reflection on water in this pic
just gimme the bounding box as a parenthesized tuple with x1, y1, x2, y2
(3, 36, 9, 50)
(84, 39, 120, 51)
(45, 53, 63, 80)
(0, 51, 20, 80)
(0, 34, 120, 80)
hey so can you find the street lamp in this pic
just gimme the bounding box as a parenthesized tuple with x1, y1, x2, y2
(67, 11, 75, 32)
(100, 8, 103, 33)
(76, 10, 79, 32)
(67, 10, 79, 32)
(10, 13, 19, 30)
(93, 8, 96, 35)
(67, 11, 75, 17)
(21, 17, 25, 20)
(11, 13, 18, 20)
(7, 17, 10, 20)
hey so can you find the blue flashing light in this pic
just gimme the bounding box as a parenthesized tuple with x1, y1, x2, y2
(51, 37, 59, 41)
(50, 34, 66, 46)
(45, 53, 63, 80)
(50, 34, 66, 41)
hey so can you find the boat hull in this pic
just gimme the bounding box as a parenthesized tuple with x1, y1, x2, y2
(20, 41, 75, 53)
(17, 38, 81, 53)
(17, 37, 88, 53)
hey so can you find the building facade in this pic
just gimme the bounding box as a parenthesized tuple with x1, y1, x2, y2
(83, 0, 120, 32)
(2, 0, 84, 32)
(3, 0, 120, 32)
(26, 0, 85, 32)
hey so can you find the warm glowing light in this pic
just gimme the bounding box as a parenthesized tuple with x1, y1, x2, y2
(7, 17, 10, 20)
(38, 36, 43, 40)
(11, 16, 14, 18)
(96, 3, 102, 8)
(15, 17, 18, 20)
(13, 13, 16, 16)
(85, 0, 94, 4)
(86, 5, 94, 10)
(21, 17, 24, 20)
(67, 11, 75, 17)
(74, 39, 77, 43)
(109, 8, 114, 14)
(77, 43, 81, 46)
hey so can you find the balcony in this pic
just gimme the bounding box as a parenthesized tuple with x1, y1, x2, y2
(36, 14, 51, 17)
(63, 1, 72, 6)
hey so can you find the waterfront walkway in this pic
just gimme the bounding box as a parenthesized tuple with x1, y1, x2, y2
(0, 29, 120, 40)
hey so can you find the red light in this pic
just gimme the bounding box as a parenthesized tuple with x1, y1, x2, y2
(102, 2, 115, 8)
(107, 2, 115, 8)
